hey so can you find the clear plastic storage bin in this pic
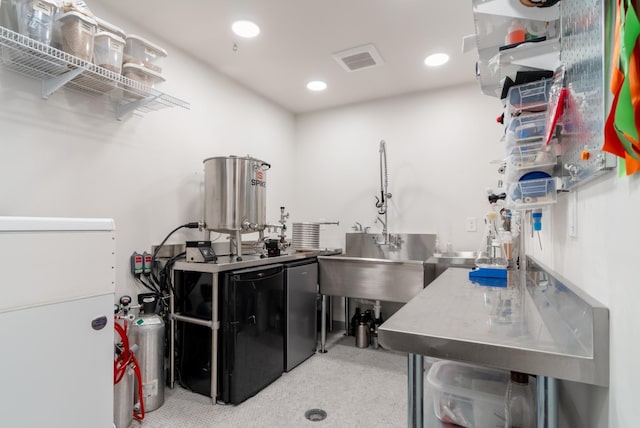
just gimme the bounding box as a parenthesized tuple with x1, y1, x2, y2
(124, 34, 167, 74)
(505, 112, 547, 147)
(506, 141, 557, 176)
(122, 63, 165, 88)
(93, 31, 124, 73)
(507, 79, 552, 114)
(15, 0, 58, 45)
(0, 0, 20, 32)
(427, 360, 509, 428)
(53, 10, 96, 61)
(507, 176, 557, 209)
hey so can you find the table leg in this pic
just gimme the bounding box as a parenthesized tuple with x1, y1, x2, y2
(407, 353, 424, 428)
(537, 375, 558, 428)
(345, 296, 350, 336)
(319, 294, 327, 353)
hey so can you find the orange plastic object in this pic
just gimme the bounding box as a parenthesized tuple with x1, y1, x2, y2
(581, 151, 591, 160)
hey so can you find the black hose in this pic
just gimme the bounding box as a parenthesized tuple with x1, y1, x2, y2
(151, 223, 198, 285)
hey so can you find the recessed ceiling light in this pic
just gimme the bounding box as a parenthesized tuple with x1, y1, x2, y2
(424, 53, 450, 67)
(307, 80, 327, 91)
(232, 20, 260, 38)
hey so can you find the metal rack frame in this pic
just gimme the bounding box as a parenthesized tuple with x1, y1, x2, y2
(0, 26, 190, 120)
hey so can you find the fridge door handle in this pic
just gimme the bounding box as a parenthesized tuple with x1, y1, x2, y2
(233, 269, 283, 283)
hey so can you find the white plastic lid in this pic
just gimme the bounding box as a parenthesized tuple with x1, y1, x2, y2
(95, 17, 126, 39)
(126, 34, 168, 57)
(55, 10, 97, 27)
(30, 0, 60, 9)
(122, 63, 166, 83)
(94, 31, 125, 45)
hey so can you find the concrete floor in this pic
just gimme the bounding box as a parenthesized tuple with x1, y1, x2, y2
(134, 332, 412, 428)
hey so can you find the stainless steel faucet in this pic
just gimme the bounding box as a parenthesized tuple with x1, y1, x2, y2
(375, 216, 387, 238)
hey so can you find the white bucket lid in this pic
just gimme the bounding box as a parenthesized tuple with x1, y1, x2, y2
(55, 10, 97, 27)
(94, 31, 125, 45)
(95, 17, 126, 39)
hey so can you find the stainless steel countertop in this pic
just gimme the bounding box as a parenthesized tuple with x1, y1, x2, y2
(172, 249, 340, 273)
(378, 259, 609, 386)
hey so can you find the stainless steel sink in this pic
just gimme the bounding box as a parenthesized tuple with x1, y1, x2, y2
(317, 256, 425, 303)
(428, 251, 477, 266)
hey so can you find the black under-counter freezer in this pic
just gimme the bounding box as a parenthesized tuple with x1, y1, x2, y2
(218, 264, 285, 404)
(170, 252, 323, 404)
(283, 258, 318, 372)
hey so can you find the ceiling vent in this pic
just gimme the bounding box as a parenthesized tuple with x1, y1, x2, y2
(333, 44, 384, 72)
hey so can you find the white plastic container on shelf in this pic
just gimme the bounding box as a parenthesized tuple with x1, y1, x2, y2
(15, 0, 59, 45)
(507, 78, 553, 114)
(505, 112, 548, 147)
(93, 31, 124, 73)
(122, 62, 165, 88)
(507, 140, 557, 173)
(0, 0, 20, 32)
(53, 10, 96, 61)
(427, 360, 509, 428)
(124, 34, 167, 74)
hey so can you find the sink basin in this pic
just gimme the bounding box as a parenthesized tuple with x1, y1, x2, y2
(439, 251, 477, 258)
(428, 251, 478, 266)
(317, 255, 425, 303)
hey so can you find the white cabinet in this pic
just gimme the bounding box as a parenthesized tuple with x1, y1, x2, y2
(0, 217, 116, 428)
(0, 295, 115, 428)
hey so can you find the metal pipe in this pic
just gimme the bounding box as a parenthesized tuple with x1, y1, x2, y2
(211, 274, 218, 405)
(328, 296, 333, 332)
(345, 297, 350, 335)
(235, 230, 243, 261)
(537, 375, 546, 428)
(376, 216, 388, 242)
(375, 140, 391, 245)
(407, 353, 424, 428)
(171, 313, 213, 328)
(320, 295, 327, 353)
(547, 377, 558, 428)
(169, 271, 176, 389)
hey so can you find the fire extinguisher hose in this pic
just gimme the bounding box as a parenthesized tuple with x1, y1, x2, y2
(114, 320, 145, 421)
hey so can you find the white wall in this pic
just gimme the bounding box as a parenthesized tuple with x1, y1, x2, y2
(524, 172, 639, 428)
(294, 83, 505, 251)
(0, 3, 296, 300)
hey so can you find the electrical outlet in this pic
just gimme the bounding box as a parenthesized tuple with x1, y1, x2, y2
(466, 217, 477, 232)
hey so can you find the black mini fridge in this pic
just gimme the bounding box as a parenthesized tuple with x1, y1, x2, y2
(218, 264, 285, 404)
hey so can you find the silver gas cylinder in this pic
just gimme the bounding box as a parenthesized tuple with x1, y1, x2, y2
(130, 295, 165, 412)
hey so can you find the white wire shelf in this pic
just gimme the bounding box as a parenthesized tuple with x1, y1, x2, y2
(0, 26, 190, 120)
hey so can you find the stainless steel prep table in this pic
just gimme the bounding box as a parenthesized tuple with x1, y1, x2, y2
(379, 256, 609, 428)
(169, 250, 336, 403)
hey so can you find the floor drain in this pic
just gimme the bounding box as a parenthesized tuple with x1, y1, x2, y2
(304, 408, 327, 422)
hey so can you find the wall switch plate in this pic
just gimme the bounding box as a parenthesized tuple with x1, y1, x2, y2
(466, 217, 477, 232)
